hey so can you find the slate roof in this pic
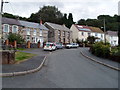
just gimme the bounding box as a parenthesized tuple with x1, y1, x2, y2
(2, 17, 48, 30)
(45, 22, 70, 31)
(2, 17, 21, 26)
(107, 31, 118, 36)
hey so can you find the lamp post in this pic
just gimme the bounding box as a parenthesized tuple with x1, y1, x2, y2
(0, 0, 9, 39)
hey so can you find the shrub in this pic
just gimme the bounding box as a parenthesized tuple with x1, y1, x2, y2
(90, 42, 110, 58)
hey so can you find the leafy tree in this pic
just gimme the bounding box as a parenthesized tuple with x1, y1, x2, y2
(77, 19, 86, 25)
(8, 33, 25, 44)
(87, 36, 96, 44)
(67, 13, 74, 28)
(28, 6, 63, 24)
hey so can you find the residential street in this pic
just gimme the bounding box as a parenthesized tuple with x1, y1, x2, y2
(2, 48, 118, 88)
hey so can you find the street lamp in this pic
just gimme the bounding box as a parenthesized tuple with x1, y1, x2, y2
(1, 0, 9, 13)
(0, 0, 9, 40)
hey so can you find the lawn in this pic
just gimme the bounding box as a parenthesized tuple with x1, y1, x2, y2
(15, 52, 36, 61)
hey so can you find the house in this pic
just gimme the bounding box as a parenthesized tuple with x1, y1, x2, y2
(2, 17, 49, 47)
(19, 20, 49, 47)
(44, 22, 72, 44)
(2, 17, 21, 40)
(106, 31, 118, 46)
(70, 24, 104, 42)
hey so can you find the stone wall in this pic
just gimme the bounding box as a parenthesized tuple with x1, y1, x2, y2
(0, 50, 15, 64)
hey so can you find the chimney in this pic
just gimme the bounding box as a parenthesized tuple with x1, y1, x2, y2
(40, 20, 42, 25)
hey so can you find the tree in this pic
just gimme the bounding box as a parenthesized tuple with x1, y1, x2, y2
(8, 33, 25, 44)
(67, 13, 74, 28)
(28, 6, 63, 24)
(118, 16, 120, 46)
(62, 13, 68, 26)
(77, 19, 86, 25)
(87, 36, 96, 44)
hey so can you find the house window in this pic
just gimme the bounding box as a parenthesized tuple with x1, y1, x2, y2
(101, 34, 103, 38)
(81, 32, 84, 36)
(63, 31, 65, 37)
(32, 37, 35, 43)
(33, 30, 36, 35)
(12, 25, 18, 33)
(26, 36, 30, 41)
(58, 30, 61, 36)
(27, 29, 30, 35)
(40, 30, 42, 36)
(3, 24, 9, 32)
(88, 32, 91, 36)
(95, 33, 98, 37)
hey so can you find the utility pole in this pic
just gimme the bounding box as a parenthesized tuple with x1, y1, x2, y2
(104, 18, 106, 45)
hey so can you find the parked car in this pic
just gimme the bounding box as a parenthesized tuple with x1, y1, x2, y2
(66, 43, 73, 49)
(43, 42, 56, 51)
(66, 43, 79, 49)
(71, 43, 79, 48)
(55, 43, 64, 49)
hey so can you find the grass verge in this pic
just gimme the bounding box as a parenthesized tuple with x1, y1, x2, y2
(15, 52, 36, 62)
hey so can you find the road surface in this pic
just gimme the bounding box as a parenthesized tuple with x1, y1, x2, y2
(2, 48, 118, 88)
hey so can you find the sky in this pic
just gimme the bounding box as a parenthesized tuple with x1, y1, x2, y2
(2, 0, 120, 22)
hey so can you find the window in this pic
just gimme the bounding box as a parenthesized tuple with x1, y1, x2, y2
(3, 24, 9, 32)
(33, 30, 36, 35)
(95, 33, 98, 37)
(63, 31, 65, 37)
(40, 30, 42, 36)
(27, 29, 30, 35)
(26, 36, 30, 41)
(101, 34, 103, 38)
(58, 30, 61, 36)
(81, 32, 84, 36)
(12, 25, 18, 33)
(88, 33, 91, 36)
(32, 37, 35, 43)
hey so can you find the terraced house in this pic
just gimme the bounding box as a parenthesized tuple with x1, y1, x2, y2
(44, 22, 72, 44)
(70, 24, 104, 42)
(2, 17, 49, 47)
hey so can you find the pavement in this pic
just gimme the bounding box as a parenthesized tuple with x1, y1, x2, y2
(2, 48, 49, 74)
(80, 47, 119, 69)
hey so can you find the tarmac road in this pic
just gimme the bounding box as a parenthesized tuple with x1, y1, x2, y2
(2, 48, 118, 88)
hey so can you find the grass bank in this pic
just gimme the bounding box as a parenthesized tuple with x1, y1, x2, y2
(15, 52, 36, 62)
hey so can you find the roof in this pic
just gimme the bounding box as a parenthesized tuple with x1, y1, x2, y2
(45, 22, 70, 31)
(19, 20, 48, 30)
(2, 17, 21, 26)
(38, 24, 49, 30)
(107, 31, 118, 36)
(75, 25, 91, 32)
(75, 25, 103, 33)
(89, 27, 104, 33)
(19, 20, 39, 29)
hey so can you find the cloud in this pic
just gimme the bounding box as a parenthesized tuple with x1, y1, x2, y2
(3, 0, 120, 22)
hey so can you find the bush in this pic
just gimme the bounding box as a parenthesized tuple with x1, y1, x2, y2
(90, 42, 110, 58)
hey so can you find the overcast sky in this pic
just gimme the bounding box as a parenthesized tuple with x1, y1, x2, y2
(2, 0, 120, 22)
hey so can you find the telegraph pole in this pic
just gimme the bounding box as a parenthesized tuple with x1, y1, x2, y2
(104, 18, 106, 45)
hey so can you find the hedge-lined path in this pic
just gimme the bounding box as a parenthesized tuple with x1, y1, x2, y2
(80, 47, 119, 68)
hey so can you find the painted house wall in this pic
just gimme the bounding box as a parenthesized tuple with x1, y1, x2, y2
(106, 35, 118, 46)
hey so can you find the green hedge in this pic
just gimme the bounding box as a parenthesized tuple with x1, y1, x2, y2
(90, 42, 110, 58)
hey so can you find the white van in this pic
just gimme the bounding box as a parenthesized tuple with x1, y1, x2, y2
(43, 42, 56, 51)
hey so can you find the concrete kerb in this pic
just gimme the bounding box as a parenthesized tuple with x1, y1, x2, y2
(0, 56, 47, 77)
(80, 51, 120, 71)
